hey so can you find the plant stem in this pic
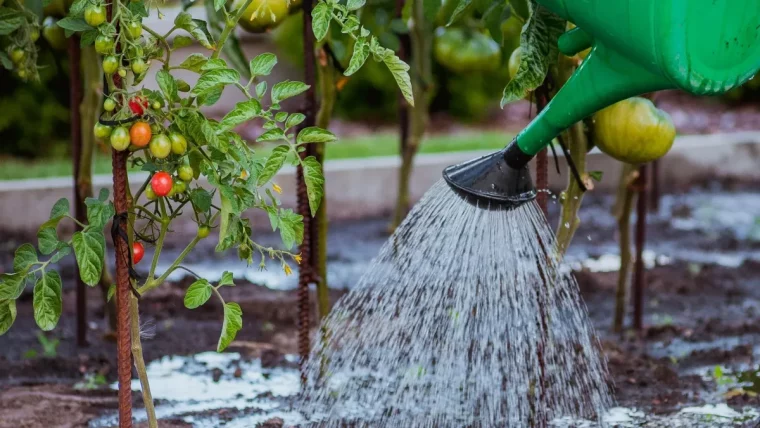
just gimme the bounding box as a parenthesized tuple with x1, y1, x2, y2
(137, 236, 202, 295)
(391, 0, 432, 230)
(314, 47, 335, 322)
(553, 54, 588, 256)
(129, 294, 157, 428)
(80, 44, 117, 333)
(211, 0, 254, 61)
(612, 164, 637, 333)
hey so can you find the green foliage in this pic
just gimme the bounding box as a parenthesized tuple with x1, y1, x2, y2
(500, 0, 565, 106)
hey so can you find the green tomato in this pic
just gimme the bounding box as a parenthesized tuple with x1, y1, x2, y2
(102, 55, 119, 74)
(433, 27, 501, 73)
(149, 134, 172, 159)
(110, 126, 131, 151)
(17, 69, 27, 79)
(10, 48, 25, 64)
(178, 165, 194, 182)
(84, 4, 106, 27)
(30, 28, 40, 42)
(152, 101, 161, 110)
(231, 0, 289, 33)
(124, 21, 142, 40)
(118, 68, 127, 78)
(508, 47, 522, 79)
(94, 35, 114, 55)
(126, 44, 144, 59)
(169, 132, 188, 155)
(103, 98, 117, 112)
(43, 19, 67, 50)
(145, 185, 157, 201)
(197, 226, 211, 239)
(172, 180, 187, 195)
(94, 122, 112, 139)
(131, 58, 147, 74)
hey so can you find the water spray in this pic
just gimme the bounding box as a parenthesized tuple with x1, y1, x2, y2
(445, 0, 760, 203)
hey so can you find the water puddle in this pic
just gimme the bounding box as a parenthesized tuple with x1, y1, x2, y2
(89, 352, 301, 427)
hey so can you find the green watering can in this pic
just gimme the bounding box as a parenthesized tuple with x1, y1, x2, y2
(444, 0, 760, 207)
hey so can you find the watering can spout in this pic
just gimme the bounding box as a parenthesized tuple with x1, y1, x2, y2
(504, 42, 674, 169)
(444, 0, 760, 207)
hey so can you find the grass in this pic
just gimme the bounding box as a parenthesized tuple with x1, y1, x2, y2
(0, 130, 512, 181)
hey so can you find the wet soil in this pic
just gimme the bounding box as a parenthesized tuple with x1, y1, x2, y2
(2, 184, 760, 426)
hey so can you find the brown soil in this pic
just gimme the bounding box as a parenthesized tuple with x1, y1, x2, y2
(2, 188, 760, 426)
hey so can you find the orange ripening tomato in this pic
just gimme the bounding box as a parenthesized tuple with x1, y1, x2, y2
(130, 121, 152, 147)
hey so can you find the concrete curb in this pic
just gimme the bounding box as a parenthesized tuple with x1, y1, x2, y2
(1, 132, 759, 233)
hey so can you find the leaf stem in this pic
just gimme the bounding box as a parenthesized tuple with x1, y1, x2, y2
(137, 235, 201, 295)
(211, 0, 254, 60)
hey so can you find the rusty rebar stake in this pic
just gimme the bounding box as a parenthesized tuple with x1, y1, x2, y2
(649, 160, 660, 213)
(105, 1, 133, 424)
(633, 164, 648, 332)
(297, 0, 318, 385)
(69, 35, 88, 348)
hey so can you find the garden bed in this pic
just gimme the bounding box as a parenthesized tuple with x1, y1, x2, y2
(1, 181, 760, 427)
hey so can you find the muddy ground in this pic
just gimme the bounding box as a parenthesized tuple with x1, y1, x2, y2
(1, 182, 760, 427)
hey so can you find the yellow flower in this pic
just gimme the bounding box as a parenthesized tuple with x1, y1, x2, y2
(283, 264, 292, 276)
(293, 254, 302, 264)
(272, 183, 282, 194)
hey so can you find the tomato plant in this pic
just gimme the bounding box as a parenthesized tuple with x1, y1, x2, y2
(0, 0, 413, 424)
(0, 0, 43, 80)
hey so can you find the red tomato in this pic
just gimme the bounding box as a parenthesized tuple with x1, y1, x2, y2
(151, 171, 173, 197)
(128, 96, 148, 115)
(133, 242, 145, 264)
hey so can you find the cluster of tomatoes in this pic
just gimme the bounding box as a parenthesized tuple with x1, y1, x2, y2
(84, 1, 151, 79)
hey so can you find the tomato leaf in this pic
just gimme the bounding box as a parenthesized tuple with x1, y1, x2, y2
(13, 244, 38, 273)
(213, 0, 225, 11)
(84, 196, 115, 230)
(184, 279, 212, 309)
(500, 2, 565, 106)
(156, 70, 179, 102)
(191, 68, 240, 96)
(345, 36, 370, 76)
(382, 54, 414, 107)
(0, 300, 16, 335)
(257, 145, 290, 186)
(106, 284, 115, 302)
(0, 52, 12, 70)
(178, 53, 208, 73)
(217, 302, 243, 352)
(270, 80, 309, 105)
(297, 127, 336, 144)
(249, 52, 277, 77)
(0, 270, 29, 300)
(0, 8, 24, 35)
(311, 2, 332, 41)
(80, 29, 99, 47)
(447, 0, 472, 25)
(218, 271, 235, 287)
(346, 0, 365, 11)
(302, 156, 325, 217)
(278, 209, 304, 250)
(285, 113, 305, 129)
(256, 128, 287, 143)
(33, 270, 62, 331)
(482, 0, 508, 44)
(56, 16, 92, 33)
(190, 188, 213, 213)
(38, 198, 70, 232)
(173, 35, 194, 49)
(71, 230, 105, 287)
(219, 99, 262, 131)
(37, 227, 60, 256)
(49, 245, 72, 264)
(175, 12, 214, 50)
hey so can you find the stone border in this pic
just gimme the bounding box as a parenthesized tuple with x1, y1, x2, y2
(1, 132, 758, 232)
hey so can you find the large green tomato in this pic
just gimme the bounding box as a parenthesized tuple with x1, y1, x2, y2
(84, 4, 106, 27)
(231, 0, 289, 33)
(434, 27, 501, 73)
(43, 18, 67, 50)
(592, 97, 676, 165)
